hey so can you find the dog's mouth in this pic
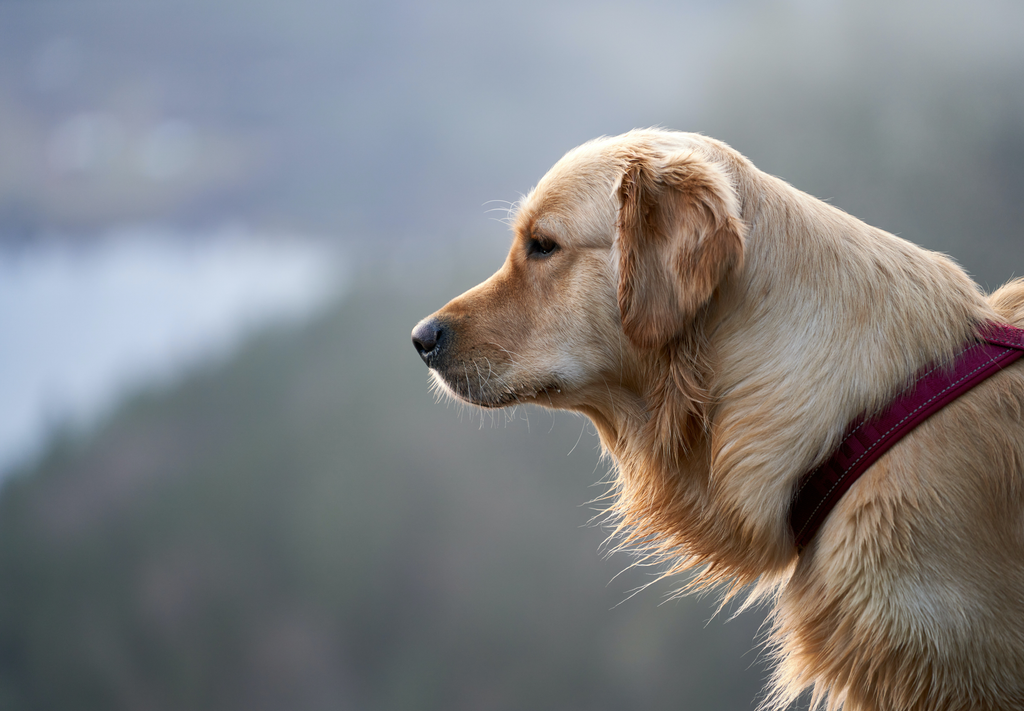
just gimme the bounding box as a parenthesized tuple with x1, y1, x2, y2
(429, 366, 563, 409)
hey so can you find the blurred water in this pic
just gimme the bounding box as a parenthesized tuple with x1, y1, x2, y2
(0, 227, 348, 478)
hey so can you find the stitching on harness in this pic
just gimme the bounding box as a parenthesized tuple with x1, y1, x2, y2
(795, 344, 1012, 540)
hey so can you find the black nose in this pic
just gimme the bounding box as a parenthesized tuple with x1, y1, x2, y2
(411, 317, 444, 365)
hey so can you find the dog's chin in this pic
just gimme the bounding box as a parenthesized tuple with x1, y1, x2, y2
(429, 369, 564, 409)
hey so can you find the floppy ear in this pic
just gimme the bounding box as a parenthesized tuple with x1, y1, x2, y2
(617, 151, 746, 349)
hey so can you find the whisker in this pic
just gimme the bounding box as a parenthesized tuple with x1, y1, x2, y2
(567, 420, 587, 455)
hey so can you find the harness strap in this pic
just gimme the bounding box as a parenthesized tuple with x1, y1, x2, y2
(790, 322, 1024, 553)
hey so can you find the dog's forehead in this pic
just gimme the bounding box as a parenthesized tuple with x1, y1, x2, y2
(514, 143, 624, 247)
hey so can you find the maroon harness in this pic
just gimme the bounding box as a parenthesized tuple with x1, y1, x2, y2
(789, 322, 1024, 553)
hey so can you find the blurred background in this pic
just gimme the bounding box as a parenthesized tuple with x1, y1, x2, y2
(0, 0, 1022, 709)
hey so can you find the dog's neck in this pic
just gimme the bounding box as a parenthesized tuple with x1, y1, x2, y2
(585, 167, 999, 588)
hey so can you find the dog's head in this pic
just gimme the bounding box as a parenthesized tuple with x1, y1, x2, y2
(412, 131, 746, 430)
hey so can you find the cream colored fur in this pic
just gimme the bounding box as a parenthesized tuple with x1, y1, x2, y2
(416, 129, 1024, 710)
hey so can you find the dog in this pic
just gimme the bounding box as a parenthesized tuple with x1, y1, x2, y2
(411, 129, 1024, 710)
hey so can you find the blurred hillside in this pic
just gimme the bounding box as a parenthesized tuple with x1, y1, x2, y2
(0, 269, 771, 710)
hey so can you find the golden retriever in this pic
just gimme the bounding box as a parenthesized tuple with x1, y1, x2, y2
(411, 129, 1024, 711)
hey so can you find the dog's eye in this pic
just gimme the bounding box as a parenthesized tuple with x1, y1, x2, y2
(526, 237, 558, 259)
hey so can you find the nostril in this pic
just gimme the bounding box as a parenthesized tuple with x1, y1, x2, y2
(412, 329, 437, 353)
(411, 317, 444, 363)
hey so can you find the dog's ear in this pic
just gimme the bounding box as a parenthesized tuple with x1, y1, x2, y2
(617, 151, 746, 349)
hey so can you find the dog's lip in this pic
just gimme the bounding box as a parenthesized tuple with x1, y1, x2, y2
(527, 384, 563, 399)
(475, 383, 561, 408)
(434, 369, 562, 408)
(428, 359, 565, 408)
(507, 382, 565, 404)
